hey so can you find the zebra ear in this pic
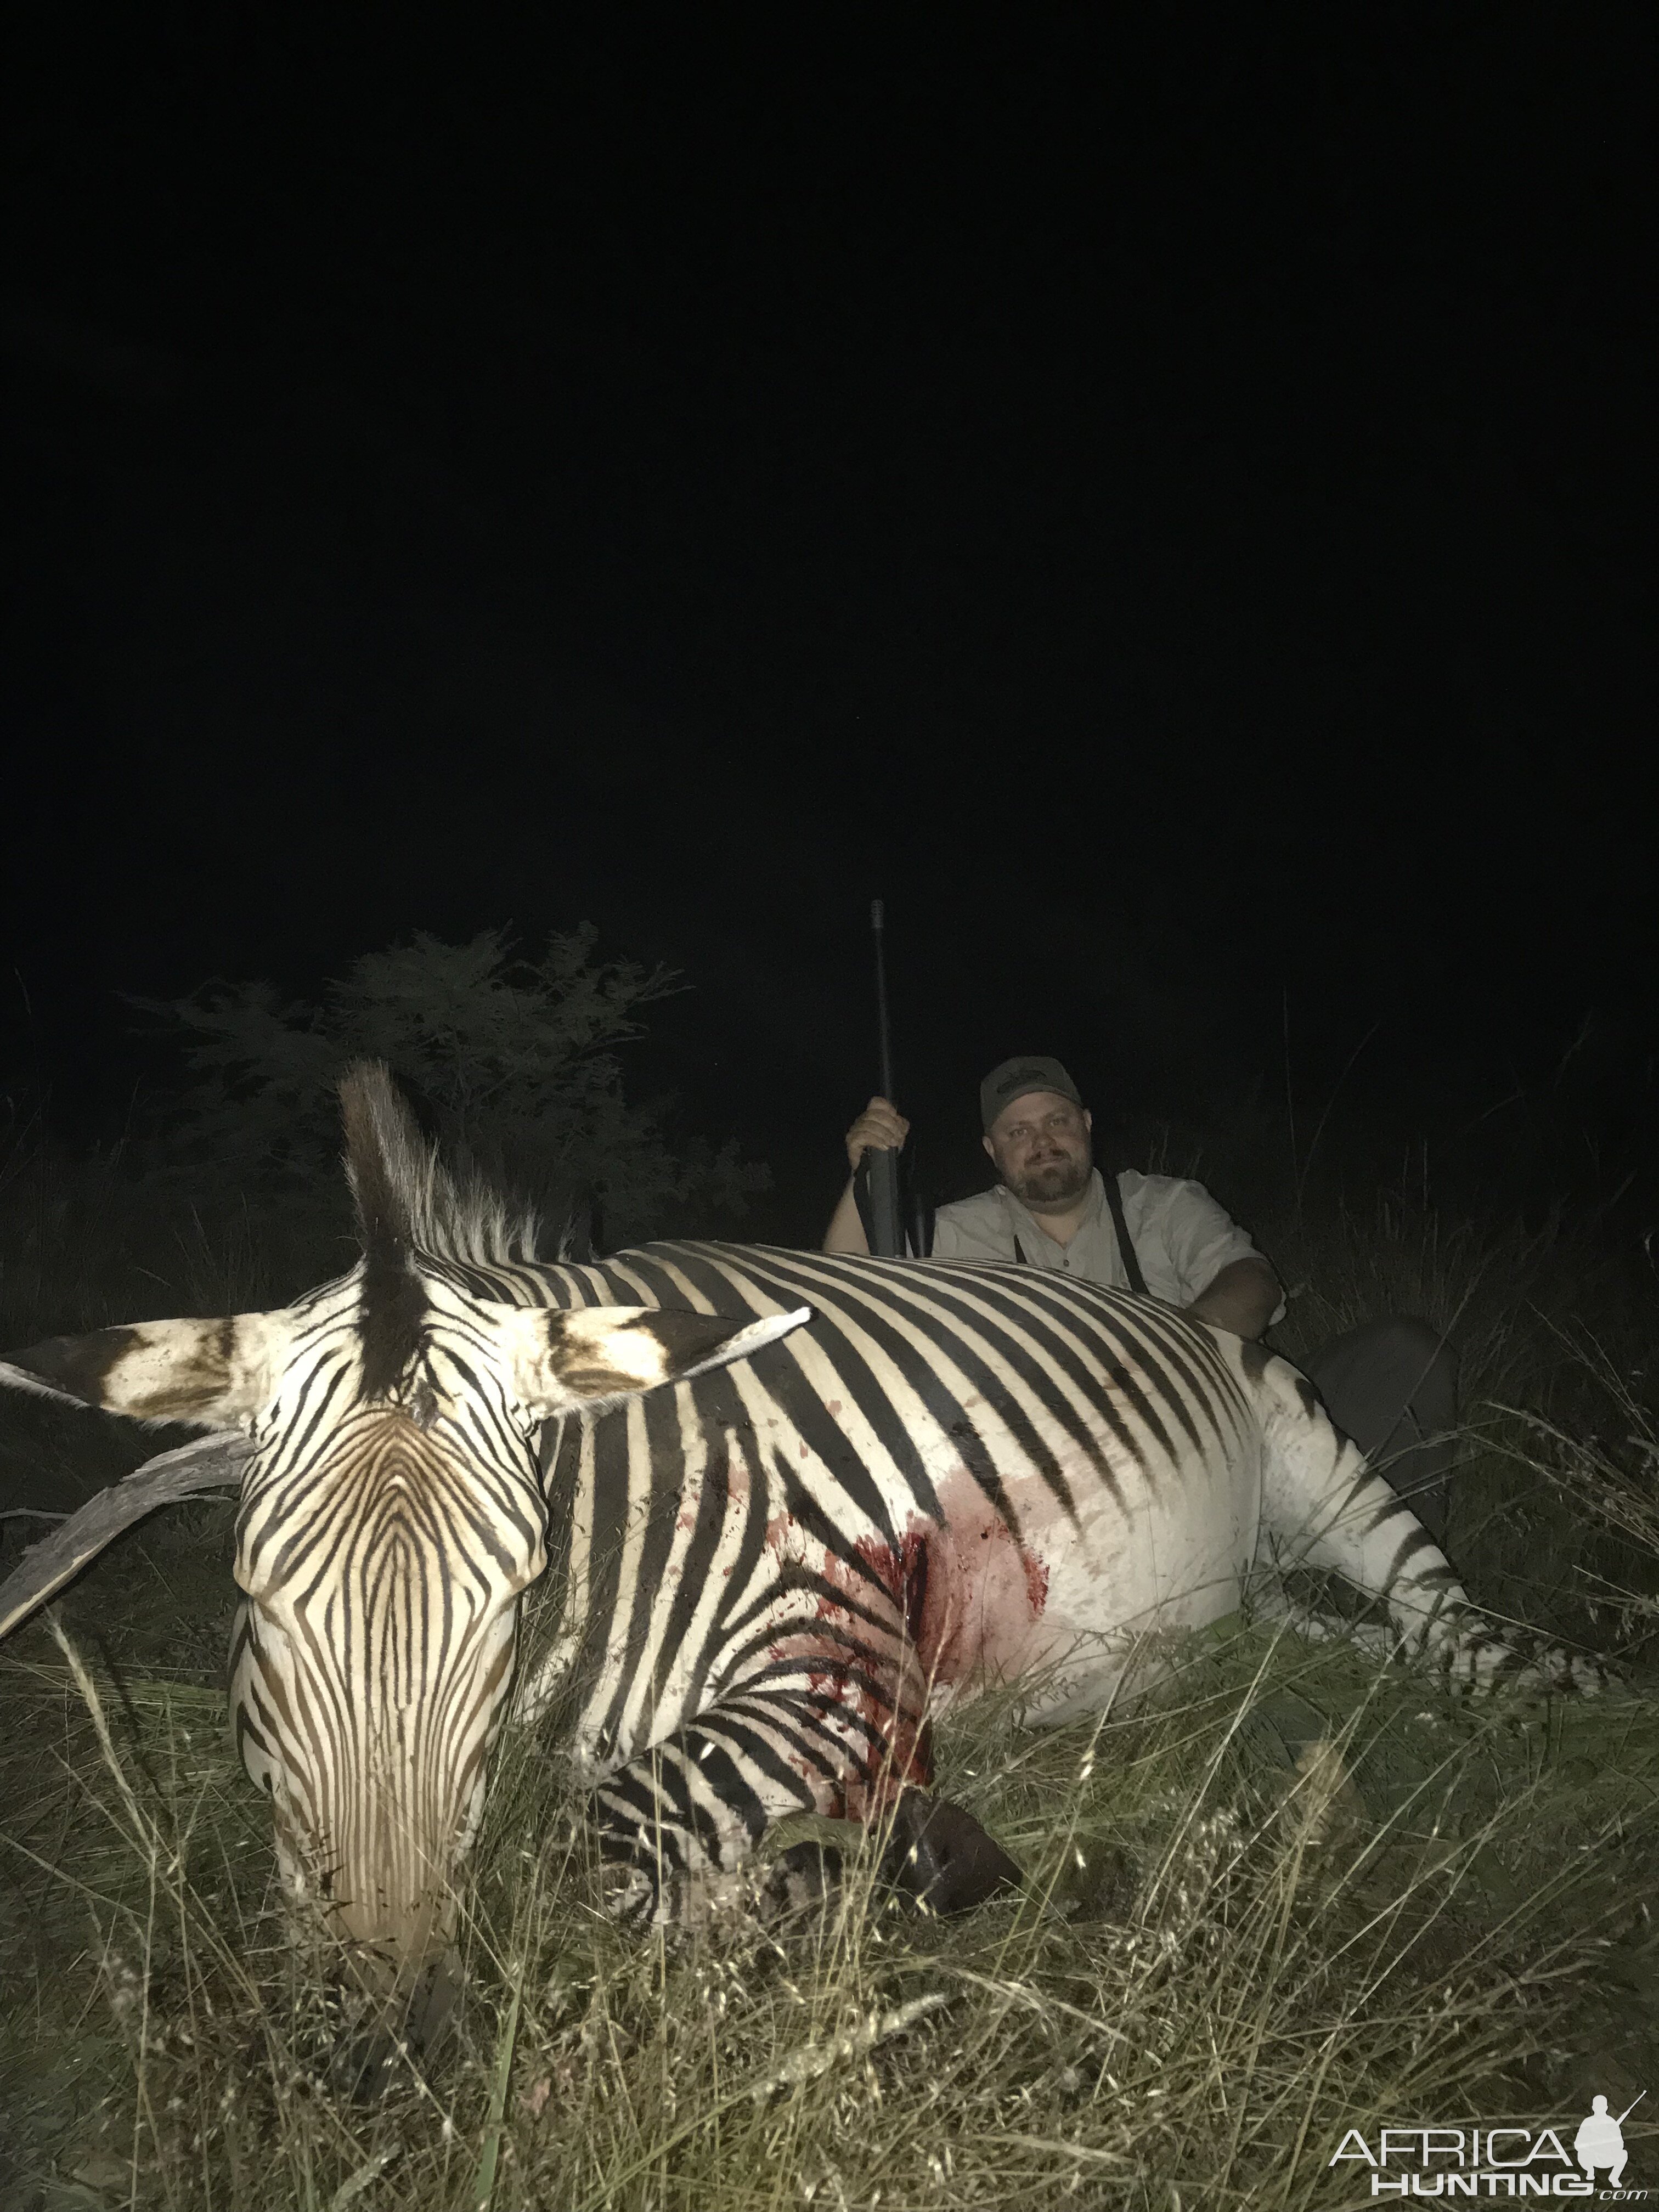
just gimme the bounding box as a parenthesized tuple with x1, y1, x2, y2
(490, 1302, 811, 1419)
(0, 1313, 297, 1432)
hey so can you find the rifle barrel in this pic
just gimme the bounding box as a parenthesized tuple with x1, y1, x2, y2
(871, 898, 895, 1101)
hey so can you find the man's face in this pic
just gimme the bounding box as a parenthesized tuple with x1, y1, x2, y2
(984, 1091, 1094, 1211)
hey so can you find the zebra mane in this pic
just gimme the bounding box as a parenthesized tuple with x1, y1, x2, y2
(337, 1061, 543, 1271)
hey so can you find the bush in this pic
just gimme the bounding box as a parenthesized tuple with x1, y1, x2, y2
(132, 927, 769, 1252)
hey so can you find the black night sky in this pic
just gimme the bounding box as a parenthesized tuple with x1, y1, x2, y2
(3, 15, 1653, 1234)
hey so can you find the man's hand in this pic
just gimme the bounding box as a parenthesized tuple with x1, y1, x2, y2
(825, 1097, 912, 1253)
(1184, 1257, 1281, 1341)
(844, 1096, 910, 1172)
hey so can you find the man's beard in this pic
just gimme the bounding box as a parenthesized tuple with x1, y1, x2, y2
(1007, 1152, 1092, 1210)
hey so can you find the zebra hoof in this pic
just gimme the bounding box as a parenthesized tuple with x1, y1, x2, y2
(332, 2028, 403, 2103)
(881, 1788, 1023, 1913)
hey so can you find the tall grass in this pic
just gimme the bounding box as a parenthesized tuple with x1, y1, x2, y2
(5, 1606, 1655, 2209)
(2, 1113, 1657, 2206)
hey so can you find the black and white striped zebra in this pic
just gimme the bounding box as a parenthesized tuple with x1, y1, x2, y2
(0, 1065, 1593, 2064)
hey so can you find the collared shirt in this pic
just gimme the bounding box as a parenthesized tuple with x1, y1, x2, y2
(929, 1168, 1282, 1317)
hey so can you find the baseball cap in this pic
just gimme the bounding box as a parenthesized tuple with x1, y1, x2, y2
(980, 1056, 1084, 1133)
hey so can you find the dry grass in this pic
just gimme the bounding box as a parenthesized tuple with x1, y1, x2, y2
(3, 1578, 1657, 2209)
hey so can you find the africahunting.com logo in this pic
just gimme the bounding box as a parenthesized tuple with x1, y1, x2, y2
(1329, 2093, 1645, 2198)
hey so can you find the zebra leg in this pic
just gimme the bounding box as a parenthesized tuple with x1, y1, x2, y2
(1255, 1351, 1601, 1694)
(761, 1789, 1023, 1918)
(587, 1734, 790, 1926)
(588, 1683, 885, 1926)
(588, 1689, 1025, 1924)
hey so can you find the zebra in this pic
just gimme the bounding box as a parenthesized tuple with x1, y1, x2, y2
(0, 1064, 1592, 2078)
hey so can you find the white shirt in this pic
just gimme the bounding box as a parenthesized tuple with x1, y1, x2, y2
(929, 1168, 1281, 1318)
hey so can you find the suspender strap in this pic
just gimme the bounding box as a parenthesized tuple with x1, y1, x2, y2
(1102, 1172, 1149, 1296)
(1006, 1176, 1148, 1295)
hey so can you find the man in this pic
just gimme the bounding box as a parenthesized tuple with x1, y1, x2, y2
(822, 1054, 1460, 1542)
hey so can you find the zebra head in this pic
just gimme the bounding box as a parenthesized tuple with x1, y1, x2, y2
(0, 1064, 805, 2082)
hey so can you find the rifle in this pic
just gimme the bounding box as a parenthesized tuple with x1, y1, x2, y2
(864, 899, 905, 1256)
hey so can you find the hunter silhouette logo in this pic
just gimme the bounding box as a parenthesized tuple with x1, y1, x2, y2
(1576, 2094, 1640, 2191)
(1329, 2090, 1645, 2196)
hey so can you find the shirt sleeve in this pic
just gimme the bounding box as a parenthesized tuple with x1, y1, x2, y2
(928, 1211, 969, 1260)
(1129, 1175, 1283, 1320)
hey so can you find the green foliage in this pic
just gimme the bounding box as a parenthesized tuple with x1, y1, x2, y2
(133, 927, 768, 1249)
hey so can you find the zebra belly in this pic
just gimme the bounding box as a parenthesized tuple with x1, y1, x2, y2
(750, 1446, 1265, 1763)
(1023, 1457, 1263, 1720)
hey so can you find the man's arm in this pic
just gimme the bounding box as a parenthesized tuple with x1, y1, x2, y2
(1184, 1256, 1282, 1340)
(822, 1097, 910, 1254)
(823, 1179, 870, 1255)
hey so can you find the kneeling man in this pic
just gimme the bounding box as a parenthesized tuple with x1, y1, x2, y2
(822, 1054, 1459, 1542)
